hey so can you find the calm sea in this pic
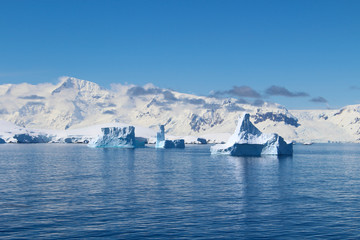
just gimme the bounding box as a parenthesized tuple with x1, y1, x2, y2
(1, 144, 360, 239)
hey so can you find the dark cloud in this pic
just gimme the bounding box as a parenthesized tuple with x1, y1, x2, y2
(19, 95, 45, 100)
(182, 98, 206, 105)
(127, 86, 179, 103)
(310, 97, 328, 103)
(214, 86, 261, 98)
(148, 99, 173, 111)
(204, 103, 221, 110)
(208, 93, 222, 99)
(225, 104, 245, 112)
(127, 86, 163, 96)
(265, 85, 309, 97)
(162, 91, 178, 101)
(103, 110, 116, 115)
(228, 86, 261, 98)
(252, 99, 265, 106)
(149, 99, 167, 107)
(235, 98, 249, 104)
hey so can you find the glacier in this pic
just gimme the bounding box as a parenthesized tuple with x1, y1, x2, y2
(155, 125, 185, 149)
(89, 126, 136, 148)
(211, 113, 293, 156)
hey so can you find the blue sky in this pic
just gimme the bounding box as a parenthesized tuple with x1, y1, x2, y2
(1, 0, 360, 109)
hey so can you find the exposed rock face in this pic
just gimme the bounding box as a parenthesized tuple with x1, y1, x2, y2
(211, 113, 293, 156)
(253, 112, 300, 127)
(189, 112, 224, 132)
(89, 126, 135, 148)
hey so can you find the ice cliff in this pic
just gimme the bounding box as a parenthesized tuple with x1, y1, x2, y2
(211, 113, 293, 156)
(89, 126, 136, 148)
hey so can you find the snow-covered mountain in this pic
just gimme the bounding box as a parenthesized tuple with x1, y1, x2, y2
(1, 76, 360, 143)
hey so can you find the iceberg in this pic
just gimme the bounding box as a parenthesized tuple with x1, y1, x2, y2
(0, 138, 5, 144)
(197, 138, 207, 144)
(173, 139, 185, 148)
(210, 113, 293, 156)
(155, 125, 166, 148)
(64, 137, 73, 143)
(13, 134, 51, 143)
(155, 125, 185, 149)
(135, 137, 148, 148)
(89, 126, 135, 148)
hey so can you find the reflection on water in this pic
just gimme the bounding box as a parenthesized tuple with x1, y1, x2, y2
(0, 144, 360, 239)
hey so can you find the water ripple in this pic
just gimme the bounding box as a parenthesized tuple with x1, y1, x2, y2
(0, 144, 360, 239)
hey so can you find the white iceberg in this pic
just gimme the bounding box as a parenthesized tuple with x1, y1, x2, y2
(89, 126, 135, 148)
(155, 125, 185, 149)
(155, 125, 166, 148)
(210, 113, 293, 156)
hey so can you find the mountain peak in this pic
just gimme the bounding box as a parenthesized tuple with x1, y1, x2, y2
(52, 76, 103, 95)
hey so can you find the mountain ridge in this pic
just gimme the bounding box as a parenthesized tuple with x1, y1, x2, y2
(1, 76, 360, 143)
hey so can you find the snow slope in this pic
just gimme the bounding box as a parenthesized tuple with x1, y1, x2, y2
(1, 76, 360, 143)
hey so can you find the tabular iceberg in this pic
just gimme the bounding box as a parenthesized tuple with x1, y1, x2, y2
(155, 125, 185, 149)
(210, 113, 293, 156)
(89, 126, 135, 148)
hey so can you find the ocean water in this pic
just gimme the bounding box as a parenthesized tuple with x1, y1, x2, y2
(0, 143, 360, 239)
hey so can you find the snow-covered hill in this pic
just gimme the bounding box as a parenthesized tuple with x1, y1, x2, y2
(1, 76, 360, 143)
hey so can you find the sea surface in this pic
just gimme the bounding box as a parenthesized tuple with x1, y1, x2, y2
(1, 143, 360, 239)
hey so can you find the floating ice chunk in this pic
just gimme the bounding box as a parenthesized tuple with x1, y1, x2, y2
(89, 126, 135, 148)
(210, 113, 293, 156)
(197, 138, 207, 144)
(173, 139, 185, 148)
(0, 138, 5, 144)
(155, 125, 185, 149)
